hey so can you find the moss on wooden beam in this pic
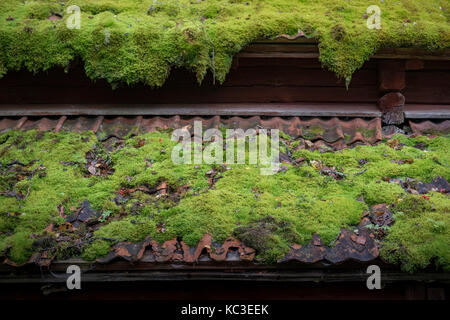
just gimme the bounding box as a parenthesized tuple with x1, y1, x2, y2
(0, 0, 449, 87)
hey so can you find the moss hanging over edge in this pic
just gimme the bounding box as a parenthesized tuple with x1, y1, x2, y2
(0, 0, 449, 87)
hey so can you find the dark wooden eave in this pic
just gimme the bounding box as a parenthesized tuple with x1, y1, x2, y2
(1, 259, 449, 284)
(237, 38, 450, 61)
(0, 38, 449, 119)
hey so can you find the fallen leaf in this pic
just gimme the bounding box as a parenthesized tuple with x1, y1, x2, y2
(88, 166, 96, 175)
(59, 222, 73, 232)
(387, 138, 399, 149)
(136, 139, 146, 148)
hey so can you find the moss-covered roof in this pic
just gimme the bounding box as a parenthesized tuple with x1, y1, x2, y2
(0, 126, 449, 272)
(0, 0, 449, 87)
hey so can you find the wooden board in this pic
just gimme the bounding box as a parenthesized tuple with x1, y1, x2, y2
(0, 103, 382, 117)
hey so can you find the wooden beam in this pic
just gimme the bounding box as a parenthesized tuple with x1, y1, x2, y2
(404, 104, 450, 119)
(1, 269, 449, 284)
(0, 103, 382, 117)
(405, 59, 424, 70)
(237, 40, 450, 61)
(378, 60, 406, 92)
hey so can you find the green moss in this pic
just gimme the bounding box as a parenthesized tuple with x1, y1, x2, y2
(297, 195, 365, 244)
(81, 239, 110, 261)
(381, 193, 450, 272)
(302, 125, 325, 140)
(362, 181, 405, 206)
(94, 216, 157, 243)
(1, 231, 34, 264)
(0, 129, 448, 269)
(0, 0, 449, 86)
(357, 128, 376, 139)
(234, 216, 297, 263)
(0, 129, 213, 262)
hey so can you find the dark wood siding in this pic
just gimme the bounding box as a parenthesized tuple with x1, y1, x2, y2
(0, 49, 448, 108)
(0, 58, 378, 104)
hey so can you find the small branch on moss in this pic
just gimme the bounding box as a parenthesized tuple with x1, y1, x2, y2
(354, 169, 367, 176)
(93, 237, 120, 242)
(23, 165, 40, 201)
(24, 185, 31, 200)
(320, 169, 346, 179)
(281, 140, 292, 158)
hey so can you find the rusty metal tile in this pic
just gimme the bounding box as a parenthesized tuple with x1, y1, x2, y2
(15, 117, 28, 130)
(54, 116, 67, 133)
(62, 116, 99, 132)
(1, 115, 384, 150)
(97, 236, 152, 263)
(95, 234, 255, 265)
(91, 116, 104, 134)
(325, 227, 379, 264)
(280, 223, 379, 264)
(0, 118, 18, 132)
(183, 234, 256, 263)
(21, 117, 59, 131)
(343, 118, 382, 145)
(98, 116, 141, 140)
(140, 116, 178, 132)
(278, 234, 326, 264)
(409, 120, 450, 135)
(138, 116, 382, 149)
(369, 204, 394, 227)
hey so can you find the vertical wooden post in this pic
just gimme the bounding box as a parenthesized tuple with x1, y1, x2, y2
(378, 60, 406, 92)
(378, 92, 405, 125)
(378, 60, 406, 125)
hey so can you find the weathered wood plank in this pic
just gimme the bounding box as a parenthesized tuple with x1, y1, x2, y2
(378, 60, 405, 91)
(237, 45, 450, 60)
(1, 270, 449, 284)
(403, 84, 450, 104)
(1, 84, 380, 103)
(0, 103, 382, 117)
(224, 67, 376, 87)
(404, 104, 450, 119)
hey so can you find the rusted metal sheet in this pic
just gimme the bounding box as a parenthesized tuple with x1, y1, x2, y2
(98, 236, 153, 263)
(61, 116, 101, 132)
(280, 225, 379, 265)
(0, 115, 384, 148)
(0, 118, 17, 132)
(1, 115, 448, 146)
(20, 117, 59, 131)
(3, 115, 448, 149)
(409, 120, 450, 135)
(97, 234, 255, 264)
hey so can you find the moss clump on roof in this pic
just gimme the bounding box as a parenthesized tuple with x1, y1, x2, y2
(381, 193, 449, 272)
(0, 0, 449, 86)
(0, 128, 449, 270)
